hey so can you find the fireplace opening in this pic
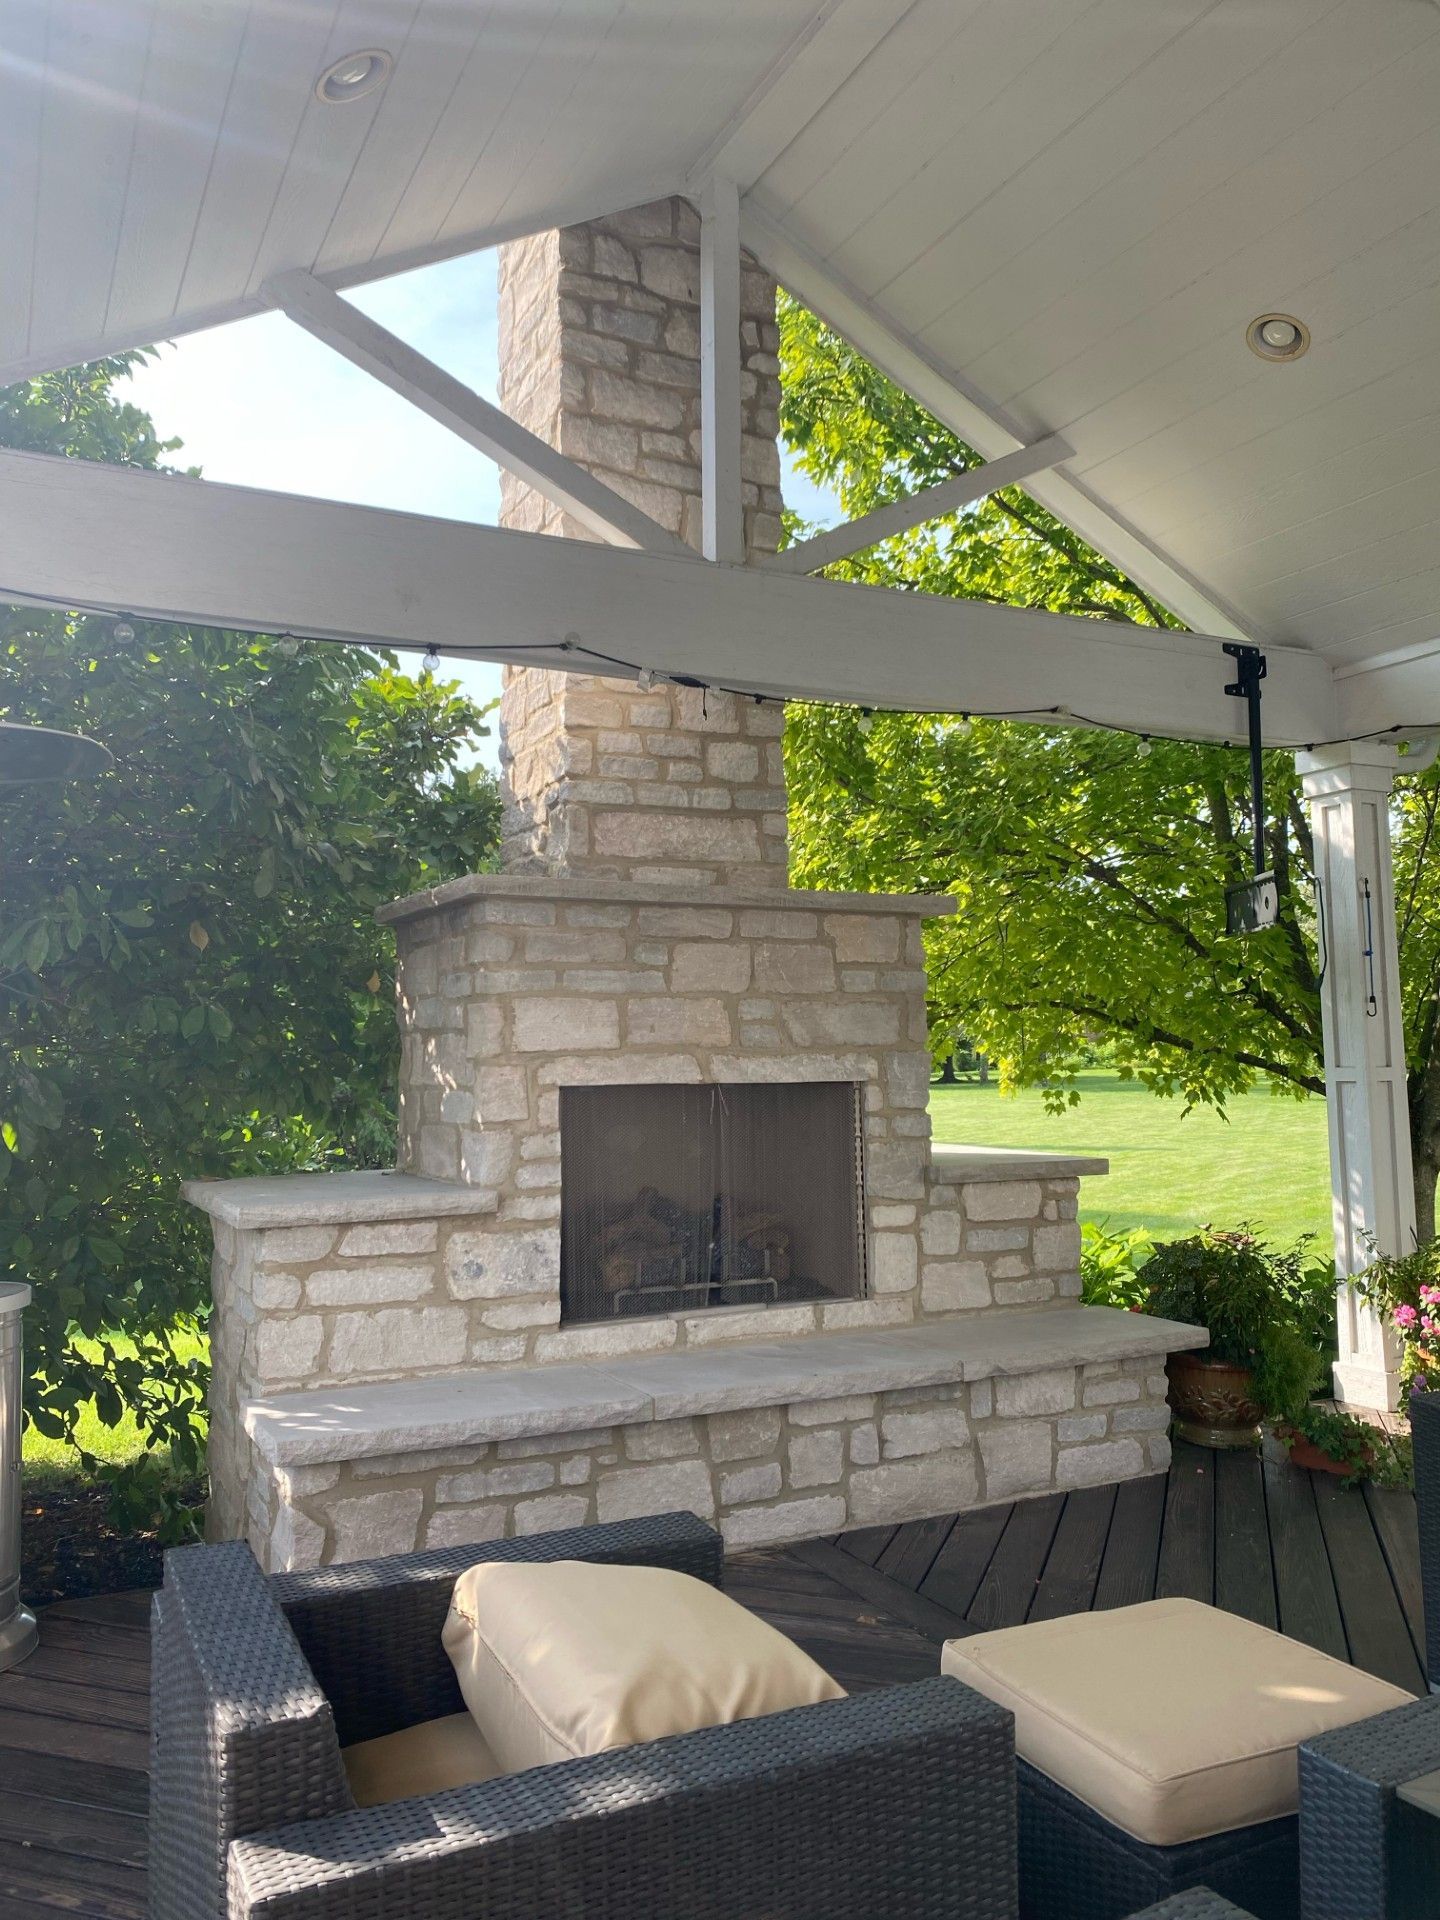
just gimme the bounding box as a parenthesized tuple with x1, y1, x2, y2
(559, 1082, 867, 1324)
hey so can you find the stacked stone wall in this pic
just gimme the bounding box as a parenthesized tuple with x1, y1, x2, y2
(496, 198, 789, 886)
(237, 1356, 1171, 1572)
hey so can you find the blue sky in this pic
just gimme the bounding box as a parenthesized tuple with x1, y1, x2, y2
(121, 248, 835, 771)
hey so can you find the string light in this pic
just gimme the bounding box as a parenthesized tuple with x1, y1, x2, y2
(636, 668, 656, 691)
(9, 579, 1437, 758)
(856, 709, 874, 735)
(954, 712, 972, 738)
(1136, 734, 1153, 758)
(422, 644, 440, 674)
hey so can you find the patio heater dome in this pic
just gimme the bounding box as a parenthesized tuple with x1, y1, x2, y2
(0, 721, 112, 785)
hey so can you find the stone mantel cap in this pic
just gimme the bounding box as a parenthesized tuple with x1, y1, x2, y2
(377, 872, 957, 927)
(930, 1144, 1109, 1183)
(182, 1170, 499, 1230)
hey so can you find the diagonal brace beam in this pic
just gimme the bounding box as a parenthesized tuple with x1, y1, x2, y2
(262, 268, 695, 561)
(760, 432, 1072, 575)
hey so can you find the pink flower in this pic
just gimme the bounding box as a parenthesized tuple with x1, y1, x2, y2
(1395, 1303, 1419, 1328)
(1423, 1316, 1436, 1335)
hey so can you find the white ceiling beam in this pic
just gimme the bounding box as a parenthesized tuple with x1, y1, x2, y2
(1332, 641, 1440, 743)
(0, 447, 1337, 746)
(740, 201, 1257, 644)
(263, 269, 693, 560)
(698, 177, 745, 565)
(688, 0, 916, 192)
(762, 432, 1072, 576)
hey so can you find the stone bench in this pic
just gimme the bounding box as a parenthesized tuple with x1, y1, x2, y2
(238, 1305, 1206, 1570)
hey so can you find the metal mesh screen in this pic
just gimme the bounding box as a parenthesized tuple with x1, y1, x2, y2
(559, 1082, 866, 1324)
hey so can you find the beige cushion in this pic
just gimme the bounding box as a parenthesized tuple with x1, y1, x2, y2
(442, 1558, 845, 1773)
(941, 1597, 1412, 1846)
(341, 1711, 502, 1807)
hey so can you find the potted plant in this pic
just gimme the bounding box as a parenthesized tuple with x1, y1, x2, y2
(1275, 1403, 1377, 1478)
(1142, 1228, 1322, 1446)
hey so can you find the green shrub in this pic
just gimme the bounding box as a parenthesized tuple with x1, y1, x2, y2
(1079, 1219, 1154, 1310)
(1142, 1227, 1324, 1422)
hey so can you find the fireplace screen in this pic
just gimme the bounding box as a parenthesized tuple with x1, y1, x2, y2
(559, 1082, 866, 1323)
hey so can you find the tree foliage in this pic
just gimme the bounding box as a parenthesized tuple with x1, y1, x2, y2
(0, 353, 502, 1521)
(778, 297, 1440, 1233)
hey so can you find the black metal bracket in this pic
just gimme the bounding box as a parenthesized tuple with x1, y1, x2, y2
(1222, 643, 1279, 933)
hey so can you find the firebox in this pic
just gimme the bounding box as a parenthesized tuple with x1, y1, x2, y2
(559, 1082, 867, 1323)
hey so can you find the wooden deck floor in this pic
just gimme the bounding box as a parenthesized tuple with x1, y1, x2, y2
(2, 1439, 1427, 1918)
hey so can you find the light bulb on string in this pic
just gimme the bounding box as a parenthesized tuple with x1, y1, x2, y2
(954, 712, 972, 738)
(856, 709, 874, 736)
(111, 619, 136, 645)
(1136, 734, 1153, 758)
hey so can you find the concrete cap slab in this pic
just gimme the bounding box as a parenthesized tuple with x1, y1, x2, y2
(182, 1171, 500, 1230)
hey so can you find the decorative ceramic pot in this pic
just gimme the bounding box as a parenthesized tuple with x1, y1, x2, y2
(1279, 1430, 1368, 1478)
(1165, 1351, 1263, 1447)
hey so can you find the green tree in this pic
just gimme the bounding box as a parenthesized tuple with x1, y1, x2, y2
(779, 298, 1440, 1238)
(0, 353, 502, 1520)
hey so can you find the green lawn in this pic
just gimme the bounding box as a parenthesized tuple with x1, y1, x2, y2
(928, 1070, 1331, 1248)
(23, 1325, 207, 1480)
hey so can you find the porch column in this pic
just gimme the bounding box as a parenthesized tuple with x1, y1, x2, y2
(1297, 742, 1411, 1412)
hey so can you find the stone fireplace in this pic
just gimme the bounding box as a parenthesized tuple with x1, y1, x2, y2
(188, 197, 1205, 1572)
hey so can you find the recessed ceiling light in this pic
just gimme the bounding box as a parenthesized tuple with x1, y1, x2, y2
(1246, 312, 1310, 362)
(314, 48, 392, 103)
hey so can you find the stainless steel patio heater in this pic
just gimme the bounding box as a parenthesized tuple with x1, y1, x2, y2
(0, 719, 113, 1671)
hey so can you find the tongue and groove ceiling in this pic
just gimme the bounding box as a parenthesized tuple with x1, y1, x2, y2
(5, 0, 1440, 680)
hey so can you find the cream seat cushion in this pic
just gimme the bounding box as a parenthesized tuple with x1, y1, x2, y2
(342, 1711, 502, 1807)
(941, 1596, 1412, 1847)
(442, 1558, 845, 1774)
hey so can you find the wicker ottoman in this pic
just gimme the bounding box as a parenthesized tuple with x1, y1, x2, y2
(941, 1598, 1413, 1920)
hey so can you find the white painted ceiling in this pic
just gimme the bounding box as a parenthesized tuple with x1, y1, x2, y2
(5, 0, 1440, 681)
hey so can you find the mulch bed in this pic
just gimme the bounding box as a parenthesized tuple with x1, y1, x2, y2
(21, 1477, 205, 1606)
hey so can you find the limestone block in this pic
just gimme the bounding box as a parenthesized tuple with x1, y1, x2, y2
(752, 943, 837, 994)
(825, 915, 901, 963)
(921, 1211, 962, 1257)
(788, 1428, 845, 1487)
(1111, 1403, 1171, 1433)
(425, 1506, 508, 1550)
(270, 1503, 326, 1572)
(595, 1458, 716, 1523)
(848, 1452, 978, 1528)
(720, 1496, 847, 1550)
(328, 1488, 424, 1562)
(253, 1271, 302, 1310)
(881, 1406, 970, 1458)
(536, 1051, 703, 1085)
(327, 1307, 468, 1376)
(253, 1316, 324, 1384)
(480, 1298, 559, 1331)
(964, 1182, 1042, 1222)
(497, 1427, 615, 1459)
(475, 1066, 531, 1123)
(525, 928, 627, 963)
(966, 1226, 1030, 1253)
(513, 998, 621, 1052)
(1058, 1413, 1108, 1444)
(1056, 1438, 1146, 1488)
(437, 1461, 555, 1501)
(994, 1278, 1056, 1307)
(257, 1226, 338, 1265)
(1033, 1223, 1081, 1270)
(624, 1419, 700, 1460)
(782, 1001, 901, 1047)
(871, 1233, 919, 1295)
(921, 1262, 991, 1312)
(872, 1204, 917, 1229)
(670, 942, 752, 993)
(469, 1335, 531, 1365)
(789, 1394, 875, 1427)
(683, 1304, 816, 1345)
(446, 1226, 559, 1299)
(995, 1369, 1077, 1418)
(637, 907, 732, 938)
(979, 1422, 1053, 1499)
(561, 968, 666, 994)
(592, 813, 759, 864)
(533, 1318, 676, 1362)
(1083, 1376, 1143, 1407)
(971, 1381, 993, 1419)
(338, 1222, 438, 1257)
(515, 1494, 592, 1535)
(850, 1423, 880, 1466)
(719, 1461, 783, 1505)
(738, 910, 817, 940)
(708, 1405, 782, 1460)
(560, 1456, 591, 1485)
(626, 996, 732, 1046)
(821, 1297, 912, 1332)
(306, 1265, 434, 1307)
(466, 1004, 505, 1057)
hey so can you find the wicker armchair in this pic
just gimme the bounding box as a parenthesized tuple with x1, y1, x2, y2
(1299, 1693, 1440, 1920)
(150, 1511, 1020, 1920)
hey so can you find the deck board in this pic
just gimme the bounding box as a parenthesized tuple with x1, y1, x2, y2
(0, 1447, 1424, 1917)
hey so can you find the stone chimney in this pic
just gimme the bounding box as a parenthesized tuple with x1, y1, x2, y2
(496, 198, 789, 889)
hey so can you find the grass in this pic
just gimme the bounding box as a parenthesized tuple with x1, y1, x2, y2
(928, 1069, 1331, 1248)
(23, 1325, 207, 1480)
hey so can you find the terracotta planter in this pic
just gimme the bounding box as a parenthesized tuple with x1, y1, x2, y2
(1165, 1351, 1263, 1448)
(1279, 1430, 1369, 1478)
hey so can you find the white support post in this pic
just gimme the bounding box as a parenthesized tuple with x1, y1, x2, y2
(699, 175, 744, 565)
(1298, 741, 1413, 1412)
